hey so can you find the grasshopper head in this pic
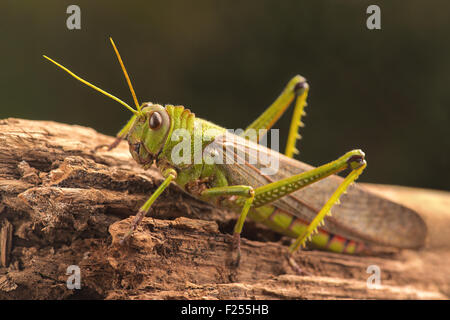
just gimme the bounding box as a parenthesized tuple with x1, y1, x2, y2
(127, 103, 171, 166)
(43, 39, 172, 166)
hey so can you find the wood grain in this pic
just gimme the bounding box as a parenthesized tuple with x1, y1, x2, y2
(0, 118, 448, 299)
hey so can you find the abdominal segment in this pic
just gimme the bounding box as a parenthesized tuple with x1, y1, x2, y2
(248, 205, 365, 254)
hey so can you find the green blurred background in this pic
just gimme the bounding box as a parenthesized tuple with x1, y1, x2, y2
(1, 1, 449, 190)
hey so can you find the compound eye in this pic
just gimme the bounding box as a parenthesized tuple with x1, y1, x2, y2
(149, 111, 163, 130)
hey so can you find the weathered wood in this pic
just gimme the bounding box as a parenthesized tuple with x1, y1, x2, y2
(0, 118, 448, 299)
(0, 219, 13, 267)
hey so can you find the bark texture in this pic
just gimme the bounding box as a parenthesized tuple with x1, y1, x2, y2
(0, 118, 449, 299)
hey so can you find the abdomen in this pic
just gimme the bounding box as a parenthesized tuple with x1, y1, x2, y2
(248, 204, 365, 254)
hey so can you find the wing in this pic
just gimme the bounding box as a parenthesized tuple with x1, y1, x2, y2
(207, 132, 427, 249)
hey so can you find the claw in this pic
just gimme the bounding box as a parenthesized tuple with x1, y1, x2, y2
(286, 252, 311, 276)
(119, 208, 147, 245)
(94, 137, 122, 152)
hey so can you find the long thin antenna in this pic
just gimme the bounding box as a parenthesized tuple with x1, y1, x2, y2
(109, 37, 141, 112)
(43, 55, 138, 115)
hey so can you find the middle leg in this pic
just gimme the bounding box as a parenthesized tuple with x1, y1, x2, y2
(201, 185, 255, 266)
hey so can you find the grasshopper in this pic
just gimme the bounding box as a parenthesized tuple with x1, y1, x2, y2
(43, 38, 426, 271)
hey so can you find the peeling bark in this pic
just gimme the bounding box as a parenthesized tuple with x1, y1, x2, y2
(0, 118, 449, 299)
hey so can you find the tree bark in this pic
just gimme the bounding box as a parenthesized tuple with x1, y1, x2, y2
(0, 118, 448, 299)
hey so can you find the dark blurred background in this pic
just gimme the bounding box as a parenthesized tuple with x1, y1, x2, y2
(1, 1, 448, 190)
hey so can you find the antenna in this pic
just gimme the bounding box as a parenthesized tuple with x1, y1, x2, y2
(109, 37, 141, 112)
(43, 55, 138, 115)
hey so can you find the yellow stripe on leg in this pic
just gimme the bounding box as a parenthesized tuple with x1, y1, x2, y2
(288, 162, 366, 253)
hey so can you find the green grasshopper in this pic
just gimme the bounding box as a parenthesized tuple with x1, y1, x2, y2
(43, 38, 426, 271)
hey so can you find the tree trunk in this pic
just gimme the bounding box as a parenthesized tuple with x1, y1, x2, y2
(0, 118, 449, 299)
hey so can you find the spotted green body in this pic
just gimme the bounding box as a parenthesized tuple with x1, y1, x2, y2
(43, 40, 427, 270)
(140, 105, 358, 253)
(125, 103, 424, 254)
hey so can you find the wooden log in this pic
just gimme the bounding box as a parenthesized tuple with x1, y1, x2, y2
(0, 118, 448, 299)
